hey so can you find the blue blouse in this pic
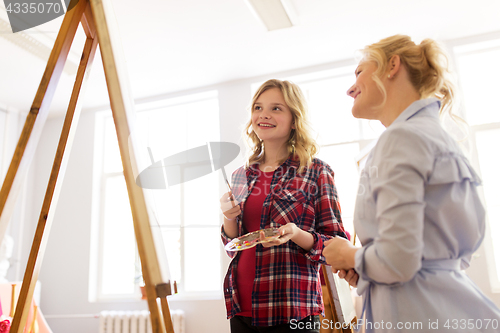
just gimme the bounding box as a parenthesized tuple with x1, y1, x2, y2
(354, 98, 500, 332)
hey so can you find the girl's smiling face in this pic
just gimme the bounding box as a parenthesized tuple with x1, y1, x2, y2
(251, 88, 295, 144)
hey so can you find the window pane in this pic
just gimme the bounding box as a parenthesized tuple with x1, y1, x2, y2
(316, 143, 360, 236)
(150, 188, 181, 226)
(160, 227, 182, 286)
(103, 117, 123, 173)
(101, 176, 135, 295)
(184, 227, 221, 292)
(187, 99, 221, 147)
(475, 129, 500, 279)
(184, 172, 220, 226)
(456, 47, 500, 126)
(135, 98, 220, 164)
(136, 106, 188, 161)
(304, 76, 360, 144)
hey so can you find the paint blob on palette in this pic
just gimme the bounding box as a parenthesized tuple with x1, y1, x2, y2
(225, 227, 281, 251)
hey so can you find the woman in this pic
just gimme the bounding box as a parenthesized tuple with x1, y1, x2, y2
(220, 79, 346, 332)
(323, 35, 500, 332)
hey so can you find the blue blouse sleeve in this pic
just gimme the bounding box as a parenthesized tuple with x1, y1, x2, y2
(355, 126, 433, 285)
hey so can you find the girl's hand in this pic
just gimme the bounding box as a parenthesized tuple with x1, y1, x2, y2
(323, 237, 359, 271)
(220, 191, 241, 221)
(260, 223, 298, 247)
(337, 268, 359, 288)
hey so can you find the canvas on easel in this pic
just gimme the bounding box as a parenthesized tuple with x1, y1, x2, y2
(322, 265, 358, 333)
(0, 0, 175, 332)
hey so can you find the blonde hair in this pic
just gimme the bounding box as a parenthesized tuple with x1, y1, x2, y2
(243, 79, 318, 173)
(361, 34, 460, 122)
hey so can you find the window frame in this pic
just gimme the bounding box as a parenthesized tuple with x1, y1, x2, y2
(452, 37, 500, 293)
(89, 91, 223, 302)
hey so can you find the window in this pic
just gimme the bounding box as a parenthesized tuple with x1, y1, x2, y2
(454, 38, 500, 291)
(90, 91, 222, 301)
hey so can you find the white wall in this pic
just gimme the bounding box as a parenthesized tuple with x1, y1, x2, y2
(4, 55, 500, 333)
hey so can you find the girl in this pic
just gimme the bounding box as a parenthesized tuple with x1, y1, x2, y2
(323, 35, 500, 332)
(220, 79, 346, 332)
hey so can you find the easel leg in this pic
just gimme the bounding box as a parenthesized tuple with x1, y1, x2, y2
(89, 0, 175, 331)
(10, 24, 98, 333)
(160, 297, 175, 333)
(155, 283, 175, 333)
(142, 268, 166, 333)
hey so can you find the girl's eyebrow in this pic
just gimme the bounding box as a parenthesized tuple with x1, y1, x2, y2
(254, 102, 286, 107)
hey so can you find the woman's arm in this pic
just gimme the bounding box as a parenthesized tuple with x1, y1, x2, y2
(355, 127, 431, 284)
(262, 222, 315, 251)
(323, 237, 358, 270)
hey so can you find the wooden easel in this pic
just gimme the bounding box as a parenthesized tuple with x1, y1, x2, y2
(0, 0, 174, 332)
(322, 265, 358, 333)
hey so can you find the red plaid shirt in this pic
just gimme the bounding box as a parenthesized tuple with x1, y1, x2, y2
(221, 157, 346, 326)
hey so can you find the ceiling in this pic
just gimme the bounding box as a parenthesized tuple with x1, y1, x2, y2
(1, 0, 500, 117)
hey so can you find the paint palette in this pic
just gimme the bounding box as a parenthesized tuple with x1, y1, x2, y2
(225, 227, 281, 251)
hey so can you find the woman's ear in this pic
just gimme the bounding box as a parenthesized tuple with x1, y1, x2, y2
(388, 55, 401, 79)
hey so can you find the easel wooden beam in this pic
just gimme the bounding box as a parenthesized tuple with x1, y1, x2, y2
(89, 0, 174, 331)
(81, 1, 97, 39)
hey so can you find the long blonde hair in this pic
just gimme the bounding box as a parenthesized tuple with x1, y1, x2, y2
(244, 79, 318, 173)
(361, 34, 460, 122)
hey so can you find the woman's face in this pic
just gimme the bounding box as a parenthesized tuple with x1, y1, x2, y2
(251, 88, 295, 145)
(346, 60, 385, 120)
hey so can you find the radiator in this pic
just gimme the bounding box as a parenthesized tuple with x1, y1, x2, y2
(99, 310, 185, 333)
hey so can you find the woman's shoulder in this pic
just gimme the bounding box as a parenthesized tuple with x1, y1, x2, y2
(373, 120, 480, 185)
(369, 123, 436, 179)
(383, 116, 464, 158)
(378, 121, 435, 155)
